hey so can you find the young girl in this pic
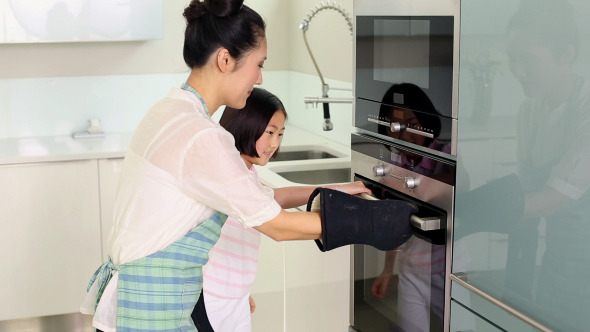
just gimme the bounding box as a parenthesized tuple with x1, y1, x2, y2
(192, 88, 364, 331)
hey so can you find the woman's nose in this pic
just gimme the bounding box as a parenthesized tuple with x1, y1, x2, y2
(256, 71, 263, 85)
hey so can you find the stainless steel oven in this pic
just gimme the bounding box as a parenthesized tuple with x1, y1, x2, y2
(349, 133, 455, 332)
(353, 0, 460, 158)
(351, 1, 460, 331)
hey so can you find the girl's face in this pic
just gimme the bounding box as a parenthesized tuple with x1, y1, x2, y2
(226, 37, 267, 109)
(243, 110, 286, 168)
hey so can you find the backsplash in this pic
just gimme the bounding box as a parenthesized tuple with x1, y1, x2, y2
(0, 70, 353, 146)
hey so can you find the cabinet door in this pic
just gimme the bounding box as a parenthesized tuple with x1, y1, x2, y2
(284, 241, 351, 332)
(450, 300, 500, 332)
(0, 160, 102, 320)
(250, 237, 285, 332)
(98, 158, 124, 261)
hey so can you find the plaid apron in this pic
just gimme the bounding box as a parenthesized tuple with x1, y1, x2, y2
(87, 211, 227, 331)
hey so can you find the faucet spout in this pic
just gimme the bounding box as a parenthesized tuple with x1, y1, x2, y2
(303, 97, 354, 106)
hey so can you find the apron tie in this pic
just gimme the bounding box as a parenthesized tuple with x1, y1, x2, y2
(87, 257, 119, 309)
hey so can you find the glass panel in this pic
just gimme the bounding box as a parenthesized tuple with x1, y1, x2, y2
(454, 0, 590, 331)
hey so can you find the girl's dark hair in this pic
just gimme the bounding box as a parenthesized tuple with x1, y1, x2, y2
(220, 88, 287, 158)
(183, 0, 266, 69)
(378, 83, 442, 146)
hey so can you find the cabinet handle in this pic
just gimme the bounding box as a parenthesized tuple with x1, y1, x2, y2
(450, 273, 554, 332)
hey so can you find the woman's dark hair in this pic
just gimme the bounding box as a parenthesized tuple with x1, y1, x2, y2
(183, 0, 266, 69)
(507, 0, 578, 59)
(220, 88, 287, 158)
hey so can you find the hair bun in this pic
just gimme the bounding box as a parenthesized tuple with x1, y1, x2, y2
(204, 0, 244, 17)
(183, 1, 207, 23)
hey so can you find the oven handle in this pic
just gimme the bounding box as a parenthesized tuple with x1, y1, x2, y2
(358, 193, 442, 231)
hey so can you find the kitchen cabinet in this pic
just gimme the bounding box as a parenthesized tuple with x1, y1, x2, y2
(284, 242, 350, 331)
(97, 158, 124, 261)
(0, 160, 102, 320)
(251, 214, 351, 332)
(450, 280, 542, 332)
(450, 300, 500, 332)
(454, 0, 590, 330)
(250, 238, 285, 331)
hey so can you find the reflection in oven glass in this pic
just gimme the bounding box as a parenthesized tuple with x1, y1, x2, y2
(377, 83, 449, 155)
(365, 237, 445, 332)
(354, 178, 447, 332)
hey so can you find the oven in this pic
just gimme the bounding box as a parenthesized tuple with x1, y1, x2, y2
(351, 1, 460, 331)
(349, 133, 455, 332)
(353, 0, 460, 158)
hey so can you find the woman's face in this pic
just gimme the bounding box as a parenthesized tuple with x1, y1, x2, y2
(243, 110, 285, 168)
(226, 37, 267, 109)
(507, 30, 570, 98)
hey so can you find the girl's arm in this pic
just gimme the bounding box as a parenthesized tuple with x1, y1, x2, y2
(273, 181, 371, 209)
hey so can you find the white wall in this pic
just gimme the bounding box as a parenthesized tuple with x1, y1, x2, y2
(285, 0, 354, 82)
(0, 0, 354, 142)
(0, 0, 352, 80)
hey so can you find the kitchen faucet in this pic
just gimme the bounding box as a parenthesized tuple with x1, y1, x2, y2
(299, 1, 354, 131)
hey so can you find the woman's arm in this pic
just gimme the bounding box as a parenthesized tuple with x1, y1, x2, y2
(273, 181, 371, 209)
(254, 209, 322, 241)
(257, 181, 372, 241)
(523, 186, 571, 220)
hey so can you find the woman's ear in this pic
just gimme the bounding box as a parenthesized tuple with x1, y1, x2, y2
(558, 44, 576, 64)
(216, 48, 236, 73)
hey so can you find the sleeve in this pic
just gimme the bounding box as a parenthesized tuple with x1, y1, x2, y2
(546, 96, 590, 200)
(180, 126, 282, 227)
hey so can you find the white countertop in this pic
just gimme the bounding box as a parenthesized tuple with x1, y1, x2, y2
(0, 133, 134, 165)
(0, 127, 352, 191)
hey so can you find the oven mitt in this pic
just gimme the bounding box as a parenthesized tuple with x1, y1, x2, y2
(306, 188, 418, 252)
(454, 173, 525, 239)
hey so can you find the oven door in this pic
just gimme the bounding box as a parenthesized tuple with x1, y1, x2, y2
(350, 175, 447, 332)
(355, 15, 455, 118)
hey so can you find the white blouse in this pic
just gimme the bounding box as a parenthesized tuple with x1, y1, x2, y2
(80, 87, 282, 331)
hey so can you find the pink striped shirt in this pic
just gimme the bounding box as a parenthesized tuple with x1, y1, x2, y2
(202, 166, 262, 299)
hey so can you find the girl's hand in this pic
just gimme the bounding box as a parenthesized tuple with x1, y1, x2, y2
(331, 181, 372, 196)
(249, 296, 256, 313)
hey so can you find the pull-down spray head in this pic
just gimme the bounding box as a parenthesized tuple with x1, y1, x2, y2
(299, 2, 353, 131)
(299, 2, 353, 35)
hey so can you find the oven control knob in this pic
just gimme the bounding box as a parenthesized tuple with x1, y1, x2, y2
(390, 122, 406, 132)
(373, 165, 386, 177)
(404, 176, 418, 189)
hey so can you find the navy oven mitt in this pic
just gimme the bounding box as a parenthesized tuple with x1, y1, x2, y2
(306, 188, 418, 252)
(454, 173, 525, 240)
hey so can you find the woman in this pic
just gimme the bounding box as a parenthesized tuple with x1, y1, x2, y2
(79, 0, 413, 331)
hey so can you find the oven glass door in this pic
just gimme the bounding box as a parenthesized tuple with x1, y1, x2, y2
(352, 175, 446, 332)
(356, 15, 454, 118)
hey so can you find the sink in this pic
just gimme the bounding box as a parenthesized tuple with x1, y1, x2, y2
(274, 167, 351, 185)
(272, 150, 338, 162)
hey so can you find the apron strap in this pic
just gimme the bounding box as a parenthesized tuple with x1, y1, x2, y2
(87, 257, 119, 309)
